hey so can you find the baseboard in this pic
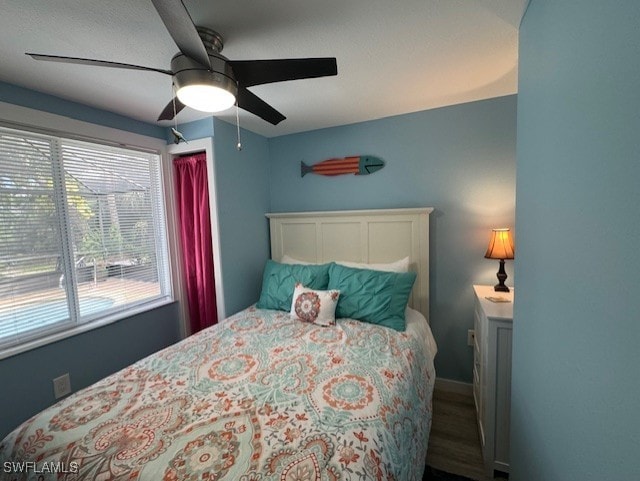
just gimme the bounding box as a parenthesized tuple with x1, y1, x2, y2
(435, 378, 473, 396)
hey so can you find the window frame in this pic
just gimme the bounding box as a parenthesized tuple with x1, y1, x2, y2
(0, 102, 177, 360)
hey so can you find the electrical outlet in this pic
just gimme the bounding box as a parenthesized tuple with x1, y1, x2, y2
(467, 329, 475, 347)
(53, 373, 71, 399)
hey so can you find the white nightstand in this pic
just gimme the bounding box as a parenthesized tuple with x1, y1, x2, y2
(472, 285, 514, 477)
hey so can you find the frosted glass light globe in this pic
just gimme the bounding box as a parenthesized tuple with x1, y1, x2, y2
(176, 84, 235, 113)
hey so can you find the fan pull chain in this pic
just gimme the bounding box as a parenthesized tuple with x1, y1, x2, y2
(236, 103, 242, 151)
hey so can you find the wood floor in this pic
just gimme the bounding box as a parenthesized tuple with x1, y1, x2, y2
(426, 386, 508, 481)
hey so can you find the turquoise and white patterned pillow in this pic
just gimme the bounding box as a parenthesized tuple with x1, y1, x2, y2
(290, 283, 340, 326)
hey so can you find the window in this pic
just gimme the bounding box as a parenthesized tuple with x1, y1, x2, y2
(0, 126, 172, 351)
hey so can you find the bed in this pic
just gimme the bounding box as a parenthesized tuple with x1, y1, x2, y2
(0, 208, 436, 481)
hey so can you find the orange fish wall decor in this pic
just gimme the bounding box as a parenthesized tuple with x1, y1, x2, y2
(301, 156, 385, 177)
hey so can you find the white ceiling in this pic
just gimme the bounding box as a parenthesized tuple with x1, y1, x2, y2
(0, 0, 528, 138)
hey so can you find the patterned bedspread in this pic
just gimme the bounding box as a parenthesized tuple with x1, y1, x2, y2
(0, 307, 436, 481)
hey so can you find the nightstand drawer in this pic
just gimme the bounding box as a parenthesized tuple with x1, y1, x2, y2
(473, 365, 481, 402)
(474, 302, 484, 352)
(473, 365, 485, 447)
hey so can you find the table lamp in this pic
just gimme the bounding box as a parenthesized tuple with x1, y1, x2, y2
(484, 228, 515, 292)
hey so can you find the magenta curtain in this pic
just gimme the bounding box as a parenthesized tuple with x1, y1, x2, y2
(174, 152, 218, 333)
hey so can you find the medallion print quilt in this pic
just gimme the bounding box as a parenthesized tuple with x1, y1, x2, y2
(0, 306, 436, 481)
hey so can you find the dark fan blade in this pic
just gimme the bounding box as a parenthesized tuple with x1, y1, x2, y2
(157, 97, 187, 121)
(26, 53, 173, 75)
(236, 87, 286, 125)
(151, 0, 211, 69)
(229, 58, 337, 87)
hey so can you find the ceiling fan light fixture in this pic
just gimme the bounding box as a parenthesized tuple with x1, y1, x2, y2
(176, 84, 236, 113)
(27, 2, 337, 126)
(172, 54, 238, 114)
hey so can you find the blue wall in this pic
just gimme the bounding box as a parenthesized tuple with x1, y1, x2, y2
(511, 1, 640, 479)
(213, 118, 271, 315)
(269, 96, 517, 382)
(0, 302, 181, 438)
(0, 82, 166, 140)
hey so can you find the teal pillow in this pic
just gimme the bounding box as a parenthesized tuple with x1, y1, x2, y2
(257, 260, 331, 311)
(327, 263, 416, 331)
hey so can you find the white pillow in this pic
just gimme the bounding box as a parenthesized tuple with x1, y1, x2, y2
(281, 254, 315, 265)
(337, 257, 410, 273)
(281, 254, 410, 273)
(290, 283, 340, 326)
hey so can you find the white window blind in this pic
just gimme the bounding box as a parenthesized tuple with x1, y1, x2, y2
(0, 126, 171, 350)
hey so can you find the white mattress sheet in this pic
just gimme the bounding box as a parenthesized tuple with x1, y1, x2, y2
(406, 306, 438, 363)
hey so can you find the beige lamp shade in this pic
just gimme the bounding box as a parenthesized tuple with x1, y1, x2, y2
(484, 228, 515, 260)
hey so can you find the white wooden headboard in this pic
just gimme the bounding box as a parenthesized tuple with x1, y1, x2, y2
(265, 208, 433, 323)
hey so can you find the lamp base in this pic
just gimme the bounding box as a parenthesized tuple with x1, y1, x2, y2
(494, 259, 510, 292)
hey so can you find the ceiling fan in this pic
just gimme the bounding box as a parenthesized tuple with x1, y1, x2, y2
(26, 0, 338, 126)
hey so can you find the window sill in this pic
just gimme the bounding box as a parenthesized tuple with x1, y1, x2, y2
(0, 297, 176, 361)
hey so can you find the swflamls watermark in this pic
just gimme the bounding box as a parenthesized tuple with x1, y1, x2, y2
(3, 461, 79, 474)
